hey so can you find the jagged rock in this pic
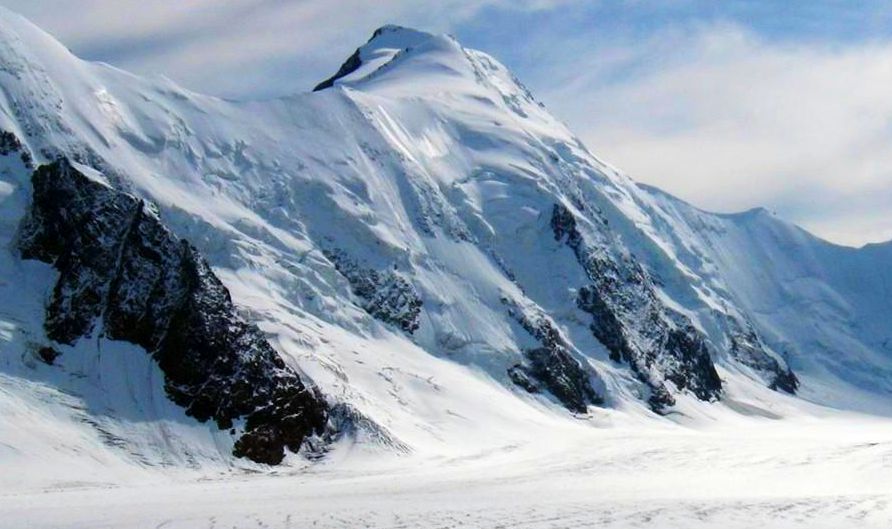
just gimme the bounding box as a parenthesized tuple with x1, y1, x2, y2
(769, 370, 799, 394)
(36, 345, 60, 365)
(313, 48, 362, 91)
(313, 25, 409, 92)
(18, 159, 327, 465)
(507, 365, 539, 394)
(504, 298, 602, 413)
(576, 285, 629, 363)
(324, 249, 422, 333)
(727, 322, 798, 394)
(552, 203, 723, 411)
(522, 347, 600, 414)
(0, 130, 32, 167)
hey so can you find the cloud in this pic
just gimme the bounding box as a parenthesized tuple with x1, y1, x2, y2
(536, 24, 892, 246)
(0, 1, 890, 246)
(0, 0, 575, 96)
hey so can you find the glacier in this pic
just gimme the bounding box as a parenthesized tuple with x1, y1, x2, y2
(1, 7, 891, 528)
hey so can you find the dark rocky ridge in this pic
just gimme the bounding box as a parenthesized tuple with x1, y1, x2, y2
(551, 203, 723, 411)
(313, 26, 413, 92)
(313, 48, 362, 91)
(504, 298, 602, 413)
(324, 248, 422, 333)
(726, 319, 799, 394)
(0, 130, 33, 168)
(18, 159, 327, 465)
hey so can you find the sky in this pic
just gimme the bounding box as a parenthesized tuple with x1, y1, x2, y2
(1, 0, 890, 246)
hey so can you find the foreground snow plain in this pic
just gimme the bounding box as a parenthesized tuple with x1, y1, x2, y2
(4, 412, 892, 528)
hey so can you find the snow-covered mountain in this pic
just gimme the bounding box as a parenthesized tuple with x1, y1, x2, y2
(1, 6, 891, 482)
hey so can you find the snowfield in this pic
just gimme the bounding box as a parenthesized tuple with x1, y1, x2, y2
(1, 6, 892, 528)
(4, 415, 892, 528)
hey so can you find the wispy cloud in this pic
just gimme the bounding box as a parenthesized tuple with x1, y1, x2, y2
(0, 0, 572, 96)
(1, 0, 890, 245)
(536, 23, 892, 245)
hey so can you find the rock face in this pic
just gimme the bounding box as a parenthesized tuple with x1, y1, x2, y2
(504, 298, 602, 413)
(18, 159, 327, 465)
(313, 48, 362, 91)
(324, 249, 422, 333)
(551, 203, 723, 410)
(726, 319, 799, 394)
(0, 130, 32, 167)
(313, 25, 409, 91)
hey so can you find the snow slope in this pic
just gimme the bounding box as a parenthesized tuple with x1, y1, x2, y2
(639, 184, 892, 410)
(0, 5, 891, 509)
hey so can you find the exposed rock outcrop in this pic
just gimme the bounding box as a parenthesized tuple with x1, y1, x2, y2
(0, 130, 32, 167)
(725, 318, 798, 394)
(18, 159, 327, 465)
(324, 248, 422, 333)
(504, 298, 602, 413)
(552, 203, 723, 411)
(313, 25, 411, 92)
(313, 48, 363, 91)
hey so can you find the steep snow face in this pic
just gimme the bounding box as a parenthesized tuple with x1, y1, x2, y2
(0, 7, 890, 479)
(639, 185, 892, 410)
(305, 25, 794, 408)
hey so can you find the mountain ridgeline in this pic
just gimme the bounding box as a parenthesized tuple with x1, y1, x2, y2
(1, 9, 890, 468)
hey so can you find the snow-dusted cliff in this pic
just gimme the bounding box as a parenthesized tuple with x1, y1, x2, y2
(0, 7, 890, 481)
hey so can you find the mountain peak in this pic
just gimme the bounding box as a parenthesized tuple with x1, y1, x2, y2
(313, 24, 441, 91)
(369, 24, 434, 43)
